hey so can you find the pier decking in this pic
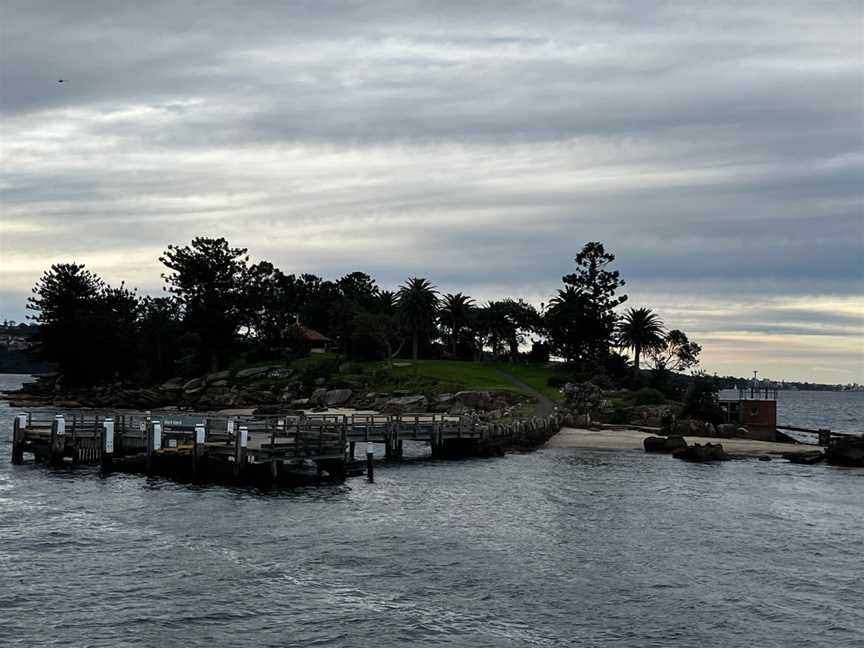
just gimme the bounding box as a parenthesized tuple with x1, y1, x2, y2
(10, 410, 562, 483)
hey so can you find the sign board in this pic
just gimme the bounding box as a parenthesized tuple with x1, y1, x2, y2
(17, 414, 27, 429)
(195, 424, 206, 444)
(54, 415, 65, 436)
(239, 426, 248, 448)
(153, 415, 206, 429)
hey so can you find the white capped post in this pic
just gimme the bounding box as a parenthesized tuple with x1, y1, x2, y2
(103, 418, 115, 455)
(195, 424, 206, 445)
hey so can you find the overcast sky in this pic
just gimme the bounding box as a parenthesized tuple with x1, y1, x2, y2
(1, 1, 862, 382)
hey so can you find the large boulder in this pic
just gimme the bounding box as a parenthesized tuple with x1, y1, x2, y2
(381, 395, 428, 414)
(716, 423, 738, 438)
(183, 377, 204, 392)
(826, 436, 864, 467)
(644, 435, 687, 454)
(205, 369, 232, 384)
(267, 367, 294, 379)
(325, 389, 353, 406)
(455, 391, 493, 410)
(160, 377, 186, 392)
(672, 442, 730, 462)
(310, 388, 328, 406)
(235, 388, 276, 405)
(235, 366, 273, 379)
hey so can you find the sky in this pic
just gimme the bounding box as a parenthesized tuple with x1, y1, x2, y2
(1, 1, 862, 383)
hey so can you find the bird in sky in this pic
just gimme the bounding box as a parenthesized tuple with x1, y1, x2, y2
(58, 79, 65, 83)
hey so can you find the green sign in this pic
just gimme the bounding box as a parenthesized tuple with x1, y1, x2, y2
(154, 415, 206, 429)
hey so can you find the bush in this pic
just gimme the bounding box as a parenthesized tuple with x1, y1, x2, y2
(682, 374, 722, 424)
(609, 407, 629, 424)
(547, 375, 568, 388)
(589, 374, 615, 390)
(634, 387, 665, 406)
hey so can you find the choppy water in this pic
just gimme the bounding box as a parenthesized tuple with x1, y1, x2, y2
(2, 374, 863, 647)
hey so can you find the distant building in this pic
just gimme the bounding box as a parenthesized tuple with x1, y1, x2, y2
(719, 384, 778, 441)
(288, 323, 332, 354)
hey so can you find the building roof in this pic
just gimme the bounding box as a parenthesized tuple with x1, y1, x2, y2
(292, 323, 332, 343)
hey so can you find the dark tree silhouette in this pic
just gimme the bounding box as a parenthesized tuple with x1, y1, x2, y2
(616, 307, 665, 369)
(397, 277, 439, 360)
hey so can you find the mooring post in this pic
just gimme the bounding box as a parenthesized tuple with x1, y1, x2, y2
(818, 429, 832, 446)
(146, 421, 162, 474)
(192, 423, 206, 478)
(11, 413, 27, 464)
(49, 415, 65, 466)
(366, 441, 374, 482)
(234, 425, 248, 478)
(100, 417, 115, 472)
(349, 441, 356, 459)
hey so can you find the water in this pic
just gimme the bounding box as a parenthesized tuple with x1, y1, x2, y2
(1, 374, 862, 647)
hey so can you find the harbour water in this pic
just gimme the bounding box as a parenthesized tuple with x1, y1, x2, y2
(1, 375, 862, 647)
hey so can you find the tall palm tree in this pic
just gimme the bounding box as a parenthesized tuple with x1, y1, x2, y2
(396, 277, 439, 360)
(440, 293, 475, 358)
(616, 307, 665, 369)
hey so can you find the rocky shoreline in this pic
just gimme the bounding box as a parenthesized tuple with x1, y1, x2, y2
(3, 368, 528, 419)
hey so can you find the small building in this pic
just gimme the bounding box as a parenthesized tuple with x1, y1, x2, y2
(720, 385, 778, 441)
(288, 323, 332, 354)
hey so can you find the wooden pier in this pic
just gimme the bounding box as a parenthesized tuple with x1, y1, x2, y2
(10, 410, 562, 484)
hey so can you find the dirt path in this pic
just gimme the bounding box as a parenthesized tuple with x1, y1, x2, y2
(492, 368, 557, 417)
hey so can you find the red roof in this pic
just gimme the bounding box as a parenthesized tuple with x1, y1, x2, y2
(293, 323, 331, 343)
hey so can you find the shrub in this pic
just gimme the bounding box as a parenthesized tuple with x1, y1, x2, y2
(589, 374, 615, 390)
(682, 374, 722, 424)
(547, 375, 568, 388)
(634, 387, 665, 406)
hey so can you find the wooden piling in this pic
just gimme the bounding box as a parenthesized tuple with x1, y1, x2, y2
(49, 415, 65, 466)
(234, 425, 247, 478)
(192, 423, 205, 478)
(366, 442, 374, 482)
(11, 414, 25, 464)
(100, 418, 114, 472)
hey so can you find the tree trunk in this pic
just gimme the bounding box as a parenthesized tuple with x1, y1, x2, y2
(634, 343, 641, 369)
(412, 332, 418, 361)
(452, 324, 459, 359)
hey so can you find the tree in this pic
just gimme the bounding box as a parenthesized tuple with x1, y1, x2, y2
(549, 241, 628, 363)
(337, 272, 379, 311)
(499, 299, 540, 358)
(396, 277, 439, 360)
(440, 293, 475, 359)
(682, 372, 722, 424)
(27, 263, 106, 385)
(137, 296, 183, 381)
(616, 307, 665, 369)
(647, 329, 702, 373)
(160, 237, 249, 371)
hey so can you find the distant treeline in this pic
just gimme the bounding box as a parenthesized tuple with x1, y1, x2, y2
(24, 238, 702, 388)
(717, 376, 853, 392)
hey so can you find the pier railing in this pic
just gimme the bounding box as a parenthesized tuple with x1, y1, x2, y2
(11, 410, 562, 480)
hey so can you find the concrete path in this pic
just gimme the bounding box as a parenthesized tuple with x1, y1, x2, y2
(492, 368, 557, 417)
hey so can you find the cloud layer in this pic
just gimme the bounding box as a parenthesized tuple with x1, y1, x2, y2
(1, 1, 862, 381)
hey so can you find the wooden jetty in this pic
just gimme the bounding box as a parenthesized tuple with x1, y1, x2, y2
(10, 410, 562, 484)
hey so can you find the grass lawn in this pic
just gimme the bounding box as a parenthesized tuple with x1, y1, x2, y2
(361, 359, 567, 401)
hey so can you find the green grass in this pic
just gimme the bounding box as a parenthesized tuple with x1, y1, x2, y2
(358, 358, 567, 401)
(492, 362, 569, 401)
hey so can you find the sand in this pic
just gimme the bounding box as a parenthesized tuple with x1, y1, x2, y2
(546, 427, 819, 457)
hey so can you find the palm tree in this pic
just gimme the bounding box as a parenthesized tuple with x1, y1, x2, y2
(440, 293, 475, 358)
(616, 307, 665, 369)
(396, 277, 439, 360)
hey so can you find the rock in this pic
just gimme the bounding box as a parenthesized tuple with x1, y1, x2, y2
(783, 450, 825, 464)
(183, 377, 204, 392)
(235, 366, 272, 379)
(825, 436, 864, 467)
(314, 377, 327, 387)
(381, 395, 428, 414)
(325, 389, 352, 406)
(674, 421, 691, 436)
(705, 423, 718, 437)
(758, 455, 771, 461)
(235, 388, 276, 405)
(212, 379, 229, 387)
(267, 367, 294, 379)
(455, 391, 493, 410)
(291, 398, 310, 407)
(644, 435, 687, 454)
(672, 442, 730, 462)
(310, 388, 328, 406)
(205, 369, 232, 383)
(716, 423, 738, 438)
(160, 377, 186, 392)
(338, 362, 353, 374)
